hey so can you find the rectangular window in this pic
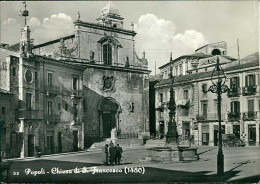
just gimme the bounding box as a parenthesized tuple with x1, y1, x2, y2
(58, 103, 61, 110)
(72, 78, 78, 90)
(73, 104, 78, 120)
(159, 93, 163, 102)
(248, 100, 254, 113)
(2, 107, 6, 114)
(65, 103, 68, 111)
(48, 101, 52, 115)
(175, 67, 178, 76)
(12, 67, 16, 76)
(230, 77, 240, 88)
(11, 132, 18, 148)
(179, 65, 183, 75)
(245, 74, 256, 87)
(231, 101, 240, 113)
(26, 93, 32, 110)
(202, 103, 208, 118)
(184, 90, 188, 99)
(47, 73, 53, 86)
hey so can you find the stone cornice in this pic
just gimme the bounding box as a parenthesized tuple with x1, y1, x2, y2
(74, 20, 136, 37)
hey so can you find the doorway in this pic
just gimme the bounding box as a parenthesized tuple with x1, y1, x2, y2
(73, 131, 78, 151)
(58, 132, 62, 153)
(98, 97, 121, 138)
(28, 134, 34, 157)
(248, 125, 256, 146)
(47, 135, 54, 154)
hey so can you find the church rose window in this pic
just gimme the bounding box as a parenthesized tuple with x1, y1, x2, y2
(103, 44, 112, 65)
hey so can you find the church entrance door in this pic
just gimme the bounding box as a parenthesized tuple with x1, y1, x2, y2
(99, 97, 121, 138)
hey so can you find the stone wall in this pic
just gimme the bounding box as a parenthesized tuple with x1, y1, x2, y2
(83, 66, 149, 139)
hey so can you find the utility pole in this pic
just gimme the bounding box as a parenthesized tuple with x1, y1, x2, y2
(155, 61, 156, 76)
(237, 39, 240, 65)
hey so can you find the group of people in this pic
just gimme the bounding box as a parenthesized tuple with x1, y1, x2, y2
(102, 141, 123, 166)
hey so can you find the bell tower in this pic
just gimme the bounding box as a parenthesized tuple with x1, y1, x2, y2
(20, 2, 33, 56)
(97, 1, 124, 29)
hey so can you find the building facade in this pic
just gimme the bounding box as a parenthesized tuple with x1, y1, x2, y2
(155, 43, 260, 147)
(0, 2, 150, 158)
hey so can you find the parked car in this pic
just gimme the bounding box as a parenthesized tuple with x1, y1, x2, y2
(222, 134, 246, 147)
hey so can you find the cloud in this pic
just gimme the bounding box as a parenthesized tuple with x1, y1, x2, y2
(3, 18, 18, 25)
(31, 13, 74, 44)
(28, 17, 41, 27)
(134, 14, 208, 75)
(1, 13, 74, 45)
(1, 18, 21, 44)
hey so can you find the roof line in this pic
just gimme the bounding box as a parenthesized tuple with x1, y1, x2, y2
(33, 34, 75, 49)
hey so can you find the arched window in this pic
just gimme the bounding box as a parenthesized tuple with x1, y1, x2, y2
(212, 49, 221, 56)
(103, 44, 112, 65)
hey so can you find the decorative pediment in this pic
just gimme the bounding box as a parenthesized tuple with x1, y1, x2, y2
(98, 36, 122, 48)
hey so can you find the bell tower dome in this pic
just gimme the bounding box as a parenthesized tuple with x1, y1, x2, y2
(97, 1, 124, 29)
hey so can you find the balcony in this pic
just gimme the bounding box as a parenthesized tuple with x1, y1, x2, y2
(17, 109, 43, 119)
(196, 115, 207, 122)
(46, 85, 60, 96)
(71, 89, 83, 98)
(46, 114, 60, 123)
(228, 112, 240, 122)
(227, 88, 240, 97)
(242, 86, 257, 96)
(243, 111, 257, 121)
(155, 102, 165, 111)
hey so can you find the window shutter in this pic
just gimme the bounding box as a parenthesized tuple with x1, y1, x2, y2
(230, 78, 233, 88)
(237, 101, 240, 113)
(245, 75, 248, 87)
(252, 75, 256, 86)
(236, 77, 240, 88)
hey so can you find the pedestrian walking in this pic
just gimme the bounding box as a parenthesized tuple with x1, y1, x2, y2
(108, 143, 116, 165)
(102, 144, 109, 166)
(115, 144, 123, 165)
(109, 141, 114, 147)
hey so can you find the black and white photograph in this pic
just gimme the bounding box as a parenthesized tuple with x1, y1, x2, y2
(0, 0, 259, 183)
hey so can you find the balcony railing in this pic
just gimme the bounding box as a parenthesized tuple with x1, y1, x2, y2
(242, 86, 257, 96)
(155, 102, 166, 110)
(16, 109, 43, 119)
(227, 87, 240, 97)
(46, 114, 60, 123)
(71, 89, 84, 98)
(228, 112, 240, 122)
(196, 115, 207, 122)
(46, 85, 60, 95)
(243, 111, 257, 121)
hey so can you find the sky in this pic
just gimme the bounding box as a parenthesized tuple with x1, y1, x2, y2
(0, 1, 259, 74)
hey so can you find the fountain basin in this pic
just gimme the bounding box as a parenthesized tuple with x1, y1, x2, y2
(143, 146, 199, 163)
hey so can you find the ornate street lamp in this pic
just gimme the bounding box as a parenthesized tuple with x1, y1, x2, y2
(202, 56, 229, 175)
(166, 63, 178, 146)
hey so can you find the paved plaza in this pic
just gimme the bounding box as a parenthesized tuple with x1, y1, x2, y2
(4, 146, 260, 183)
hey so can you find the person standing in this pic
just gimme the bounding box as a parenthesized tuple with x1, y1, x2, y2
(115, 144, 123, 165)
(102, 144, 109, 166)
(108, 143, 116, 166)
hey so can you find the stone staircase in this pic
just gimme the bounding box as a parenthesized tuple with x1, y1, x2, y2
(145, 139, 166, 148)
(88, 138, 144, 151)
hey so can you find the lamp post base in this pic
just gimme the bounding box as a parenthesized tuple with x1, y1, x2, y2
(217, 148, 224, 175)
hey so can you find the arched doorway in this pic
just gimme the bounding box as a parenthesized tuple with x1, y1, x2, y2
(98, 97, 121, 138)
(212, 49, 221, 56)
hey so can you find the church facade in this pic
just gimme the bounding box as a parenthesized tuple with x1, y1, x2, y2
(0, 2, 150, 158)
